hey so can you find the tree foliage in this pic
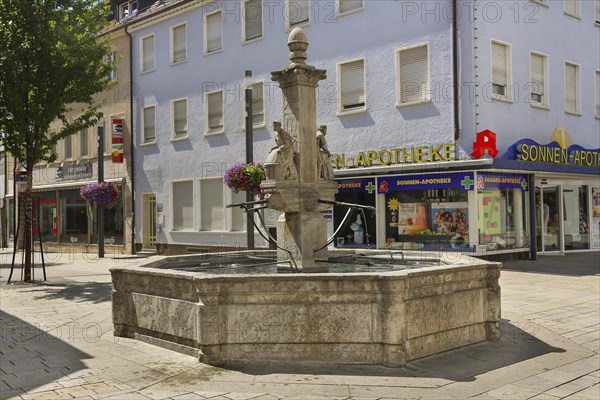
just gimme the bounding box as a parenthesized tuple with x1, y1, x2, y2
(0, 0, 115, 164)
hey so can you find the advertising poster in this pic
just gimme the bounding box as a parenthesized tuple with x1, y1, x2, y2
(430, 203, 469, 248)
(592, 187, 600, 249)
(390, 203, 429, 234)
(112, 118, 124, 163)
(478, 190, 502, 235)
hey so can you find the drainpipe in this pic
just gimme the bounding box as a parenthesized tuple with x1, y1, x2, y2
(125, 24, 136, 255)
(452, 0, 460, 140)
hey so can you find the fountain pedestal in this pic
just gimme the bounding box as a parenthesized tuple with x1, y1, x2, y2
(261, 27, 337, 272)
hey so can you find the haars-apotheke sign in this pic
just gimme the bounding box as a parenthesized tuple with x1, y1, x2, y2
(333, 143, 456, 169)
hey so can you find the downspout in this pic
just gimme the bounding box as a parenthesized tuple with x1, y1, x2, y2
(452, 0, 460, 140)
(125, 23, 136, 255)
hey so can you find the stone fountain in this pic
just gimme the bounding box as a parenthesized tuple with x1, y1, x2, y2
(110, 28, 501, 367)
(261, 27, 338, 271)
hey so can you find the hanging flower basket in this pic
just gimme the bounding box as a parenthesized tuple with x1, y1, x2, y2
(80, 181, 121, 207)
(224, 163, 266, 199)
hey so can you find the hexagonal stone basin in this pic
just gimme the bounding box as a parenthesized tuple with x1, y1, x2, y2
(111, 251, 501, 367)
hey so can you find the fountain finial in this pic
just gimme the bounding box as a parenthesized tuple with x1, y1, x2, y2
(288, 27, 308, 64)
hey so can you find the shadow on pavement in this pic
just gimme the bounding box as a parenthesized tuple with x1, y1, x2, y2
(4, 281, 115, 304)
(0, 310, 91, 397)
(218, 318, 563, 382)
(501, 251, 600, 277)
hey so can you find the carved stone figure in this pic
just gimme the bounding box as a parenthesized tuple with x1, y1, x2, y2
(316, 125, 334, 180)
(265, 121, 298, 181)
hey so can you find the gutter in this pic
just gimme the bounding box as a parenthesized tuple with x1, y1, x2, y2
(452, 0, 460, 140)
(125, 23, 136, 255)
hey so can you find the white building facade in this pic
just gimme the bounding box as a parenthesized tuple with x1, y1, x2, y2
(130, 0, 599, 258)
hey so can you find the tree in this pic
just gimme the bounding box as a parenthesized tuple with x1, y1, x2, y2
(0, 0, 114, 281)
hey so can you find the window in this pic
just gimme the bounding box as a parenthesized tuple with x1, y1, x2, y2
(338, 59, 366, 112)
(596, 0, 600, 24)
(108, 51, 117, 81)
(287, 0, 309, 27)
(205, 11, 222, 54)
(530, 52, 548, 107)
(397, 44, 430, 105)
(532, 0, 548, 5)
(172, 181, 194, 231)
(230, 190, 246, 231)
(141, 35, 155, 73)
(250, 82, 264, 126)
(142, 105, 156, 143)
(491, 41, 511, 100)
(171, 24, 187, 64)
(64, 134, 73, 159)
(79, 128, 89, 158)
(206, 90, 224, 134)
(564, 62, 580, 114)
(49, 131, 57, 161)
(172, 98, 188, 139)
(243, 0, 262, 41)
(595, 70, 600, 118)
(564, 0, 580, 17)
(338, 0, 363, 14)
(200, 179, 224, 231)
(119, 1, 137, 21)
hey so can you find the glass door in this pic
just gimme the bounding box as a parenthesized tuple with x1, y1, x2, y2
(535, 186, 561, 252)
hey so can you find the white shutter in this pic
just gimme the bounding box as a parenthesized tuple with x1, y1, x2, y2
(339, 0, 363, 14)
(142, 36, 154, 72)
(143, 106, 155, 142)
(173, 99, 187, 137)
(565, 63, 578, 113)
(172, 25, 186, 63)
(244, 0, 262, 40)
(231, 190, 246, 231)
(173, 181, 194, 231)
(530, 53, 544, 102)
(64, 135, 72, 159)
(340, 60, 365, 110)
(492, 42, 508, 95)
(564, 0, 579, 17)
(595, 71, 600, 117)
(206, 12, 222, 53)
(79, 128, 89, 157)
(288, 0, 309, 26)
(251, 82, 264, 126)
(201, 180, 224, 231)
(207, 91, 223, 132)
(399, 45, 429, 104)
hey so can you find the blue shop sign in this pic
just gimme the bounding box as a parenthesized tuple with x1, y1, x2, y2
(337, 178, 377, 194)
(476, 173, 529, 191)
(378, 172, 475, 193)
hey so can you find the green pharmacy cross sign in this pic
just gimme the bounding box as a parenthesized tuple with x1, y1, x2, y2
(365, 182, 376, 194)
(461, 176, 474, 190)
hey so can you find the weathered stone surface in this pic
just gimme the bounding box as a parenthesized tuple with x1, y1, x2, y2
(111, 256, 501, 367)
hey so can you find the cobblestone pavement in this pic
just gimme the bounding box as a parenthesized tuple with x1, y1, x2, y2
(1, 250, 598, 400)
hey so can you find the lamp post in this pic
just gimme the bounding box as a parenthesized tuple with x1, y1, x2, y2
(97, 113, 105, 258)
(245, 70, 254, 250)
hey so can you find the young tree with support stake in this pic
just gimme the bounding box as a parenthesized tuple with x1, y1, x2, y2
(0, 0, 114, 282)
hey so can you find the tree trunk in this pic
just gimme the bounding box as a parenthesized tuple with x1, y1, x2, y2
(23, 159, 34, 282)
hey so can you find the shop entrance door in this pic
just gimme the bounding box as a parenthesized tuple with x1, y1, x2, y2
(535, 186, 562, 253)
(142, 194, 157, 248)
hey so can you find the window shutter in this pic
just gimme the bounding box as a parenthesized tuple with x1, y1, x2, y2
(64, 135, 72, 159)
(596, 0, 600, 23)
(565, 63, 578, 113)
(208, 91, 223, 132)
(173, 181, 194, 231)
(339, 0, 363, 14)
(206, 12, 222, 52)
(492, 42, 508, 93)
(173, 99, 187, 137)
(142, 36, 154, 72)
(201, 180, 224, 231)
(399, 45, 429, 103)
(143, 106, 156, 142)
(251, 82, 264, 126)
(564, 0, 578, 16)
(172, 25, 186, 63)
(340, 60, 365, 110)
(244, 0, 262, 40)
(80, 128, 89, 157)
(530, 53, 544, 100)
(288, 0, 309, 26)
(596, 71, 600, 117)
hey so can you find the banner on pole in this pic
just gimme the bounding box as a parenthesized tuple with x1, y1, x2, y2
(112, 118, 124, 163)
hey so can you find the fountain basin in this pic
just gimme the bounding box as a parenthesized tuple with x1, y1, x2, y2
(111, 252, 500, 367)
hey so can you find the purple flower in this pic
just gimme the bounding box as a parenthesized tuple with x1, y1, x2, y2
(80, 182, 121, 206)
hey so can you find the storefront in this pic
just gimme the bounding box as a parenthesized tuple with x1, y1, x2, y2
(332, 134, 599, 258)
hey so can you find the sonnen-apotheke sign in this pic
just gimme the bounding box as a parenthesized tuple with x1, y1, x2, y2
(334, 143, 456, 169)
(517, 143, 600, 167)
